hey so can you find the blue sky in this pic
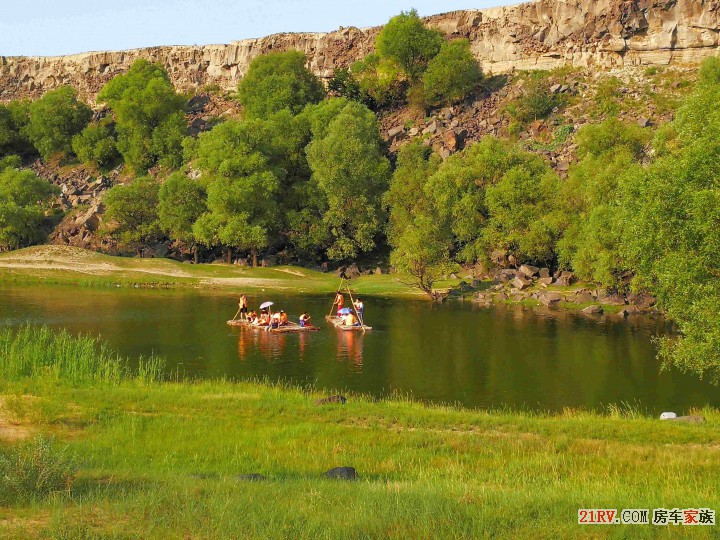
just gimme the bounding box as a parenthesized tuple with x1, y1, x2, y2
(0, 0, 519, 57)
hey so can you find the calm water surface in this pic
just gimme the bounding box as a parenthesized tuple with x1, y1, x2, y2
(1, 285, 718, 413)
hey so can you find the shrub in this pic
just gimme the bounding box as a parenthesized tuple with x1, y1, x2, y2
(71, 119, 119, 168)
(0, 436, 76, 505)
(97, 60, 186, 173)
(237, 51, 324, 118)
(25, 86, 92, 160)
(422, 39, 482, 107)
(350, 53, 406, 108)
(376, 9, 443, 82)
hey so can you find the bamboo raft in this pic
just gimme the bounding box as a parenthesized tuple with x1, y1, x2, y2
(325, 315, 372, 332)
(226, 320, 319, 333)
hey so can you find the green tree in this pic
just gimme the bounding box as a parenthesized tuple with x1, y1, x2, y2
(422, 39, 481, 107)
(71, 119, 120, 169)
(237, 51, 324, 119)
(376, 9, 443, 83)
(97, 60, 186, 173)
(621, 57, 720, 382)
(350, 53, 405, 108)
(158, 172, 207, 263)
(0, 100, 32, 157)
(305, 99, 390, 260)
(192, 120, 281, 265)
(556, 119, 649, 287)
(0, 168, 59, 250)
(103, 177, 161, 253)
(25, 86, 92, 160)
(385, 140, 450, 298)
(426, 137, 557, 264)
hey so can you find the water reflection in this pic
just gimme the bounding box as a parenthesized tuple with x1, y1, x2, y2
(336, 330, 364, 368)
(0, 285, 716, 413)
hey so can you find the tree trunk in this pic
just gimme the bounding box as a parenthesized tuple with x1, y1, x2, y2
(226, 247, 232, 265)
(193, 244, 199, 265)
(251, 247, 258, 268)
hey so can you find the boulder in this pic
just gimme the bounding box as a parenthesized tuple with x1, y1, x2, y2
(554, 277, 571, 287)
(666, 415, 705, 424)
(575, 291, 594, 304)
(346, 263, 361, 278)
(150, 243, 169, 258)
(374, 267, 383, 275)
(538, 277, 554, 286)
(538, 268, 550, 278)
(491, 250, 508, 267)
(387, 126, 404, 139)
(444, 130, 459, 152)
(512, 276, 532, 290)
(599, 293, 627, 306)
(539, 291, 563, 306)
(582, 305, 604, 315)
(519, 264, 539, 278)
(627, 292, 657, 310)
(324, 467, 358, 480)
(422, 121, 438, 135)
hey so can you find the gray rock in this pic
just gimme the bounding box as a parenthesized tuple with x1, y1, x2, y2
(519, 264, 539, 278)
(576, 291, 594, 304)
(582, 305, 604, 315)
(387, 126, 404, 139)
(599, 293, 626, 306)
(538, 277, 554, 286)
(539, 292, 563, 305)
(512, 276, 532, 290)
(374, 267, 383, 275)
(538, 268, 550, 278)
(324, 466, 358, 480)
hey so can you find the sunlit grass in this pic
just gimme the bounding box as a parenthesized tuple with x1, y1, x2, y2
(0, 327, 718, 538)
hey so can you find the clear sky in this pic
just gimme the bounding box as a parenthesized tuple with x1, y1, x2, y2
(0, 0, 520, 57)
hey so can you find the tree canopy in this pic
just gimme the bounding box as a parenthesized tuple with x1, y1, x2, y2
(237, 51, 325, 119)
(422, 39, 482, 107)
(97, 59, 186, 173)
(25, 86, 92, 160)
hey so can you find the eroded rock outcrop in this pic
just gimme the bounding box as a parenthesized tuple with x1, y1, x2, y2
(1, 0, 719, 101)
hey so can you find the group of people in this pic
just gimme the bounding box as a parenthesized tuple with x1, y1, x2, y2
(332, 292, 364, 327)
(237, 294, 311, 330)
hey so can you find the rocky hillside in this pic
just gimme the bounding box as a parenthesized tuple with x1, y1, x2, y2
(1, 0, 718, 102)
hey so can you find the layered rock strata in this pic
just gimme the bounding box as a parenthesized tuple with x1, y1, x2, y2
(1, 0, 718, 101)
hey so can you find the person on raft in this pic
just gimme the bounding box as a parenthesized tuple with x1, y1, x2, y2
(343, 312, 360, 327)
(239, 294, 248, 320)
(353, 298, 364, 318)
(248, 311, 258, 324)
(333, 293, 344, 317)
(279, 311, 288, 326)
(299, 312, 311, 327)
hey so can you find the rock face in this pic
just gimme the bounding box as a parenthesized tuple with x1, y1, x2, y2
(2, 0, 719, 101)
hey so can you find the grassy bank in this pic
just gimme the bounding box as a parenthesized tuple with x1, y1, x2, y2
(0, 245, 433, 298)
(0, 327, 718, 538)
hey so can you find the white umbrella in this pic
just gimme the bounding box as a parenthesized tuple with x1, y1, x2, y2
(259, 301, 274, 309)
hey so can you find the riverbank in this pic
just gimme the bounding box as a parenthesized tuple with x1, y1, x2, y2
(0, 327, 718, 538)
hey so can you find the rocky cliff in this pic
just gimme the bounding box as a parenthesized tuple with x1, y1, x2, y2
(2, 0, 719, 101)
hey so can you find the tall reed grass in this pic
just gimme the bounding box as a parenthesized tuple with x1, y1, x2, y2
(0, 325, 164, 384)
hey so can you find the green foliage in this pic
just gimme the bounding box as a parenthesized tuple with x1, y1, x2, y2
(422, 39, 481, 107)
(0, 436, 76, 505)
(71, 119, 119, 168)
(376, 9, 443, 82)
(103, 176, 161, 251)
(509, 74, 564, 124)
(386, 141, 450, 296)
(0, 100, 32, 157)
(158, 172, 207, 252)
(593, 76, 622, 117)
(350, 53, 405, 108)
(0, 155, 22, 172)
(97, 59, 186, 173)
(25, 86, 92, 160)
(328, 68, 365, 103)
(192, 119, 281, 263)
(556, 119, 650, 287)
(426, 136, 558, 264)
(0, 168, 59, 250)
(305, 99, 390, 260)
(621, 57, 720, 381)
(237, 51, 324, 118)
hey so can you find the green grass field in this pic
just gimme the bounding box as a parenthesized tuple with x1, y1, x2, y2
(0, 327, 718, 538)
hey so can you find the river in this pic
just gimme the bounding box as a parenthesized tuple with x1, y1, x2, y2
(1, 284, 717, 413)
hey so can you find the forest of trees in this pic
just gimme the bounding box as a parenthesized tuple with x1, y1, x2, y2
(1, 11, 720, 381)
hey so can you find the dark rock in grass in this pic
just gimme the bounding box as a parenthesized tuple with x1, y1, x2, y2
(324, 466, 358, 480)
(315, 395, 347, 405)
(236, 473, 267, 482)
